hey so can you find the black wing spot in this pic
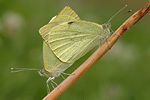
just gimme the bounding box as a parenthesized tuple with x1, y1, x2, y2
(68, 21, 74, 24)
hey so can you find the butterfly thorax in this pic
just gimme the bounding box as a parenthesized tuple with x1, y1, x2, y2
(99, 22, 111, 41)
(39, 68, 61, 78)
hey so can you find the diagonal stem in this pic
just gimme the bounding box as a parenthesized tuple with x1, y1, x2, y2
(43, 1, 150, 100)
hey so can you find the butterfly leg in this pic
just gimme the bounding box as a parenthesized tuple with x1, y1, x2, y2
(98, 38, 103, 55)
(115, 32, 122, 37)
(106, 40, 112, 50)
(106, 28, 122, 50)
(50, 81, 55, 89)
(46, 77, 52, 93)
(60, 74, 66, 80)
(62, 72, 71, 75)
(51, 79, 62, 92)
(110, 28, 122, 37)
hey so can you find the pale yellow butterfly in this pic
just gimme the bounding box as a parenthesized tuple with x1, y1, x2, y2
(42, 41, 73, 92)
(11, 41, 73, 93)
(39, 6, 111, 63)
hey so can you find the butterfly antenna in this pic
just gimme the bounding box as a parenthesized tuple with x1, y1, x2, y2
(108, 5, 128, 22)
(11, 68, 40, 73)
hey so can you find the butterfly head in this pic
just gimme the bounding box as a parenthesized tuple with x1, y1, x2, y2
(39, 68, 62, 78)
(38, 68, 52, 78)
(102, 22, 111, 29)
(99, 22, 111, 42)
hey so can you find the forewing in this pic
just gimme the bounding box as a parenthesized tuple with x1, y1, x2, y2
(52, 6, 80, 22)
(40, 22, 61, 41)
(39, 6, 80, 43)
(48, 21, 103, 63)
(43, 41, 73, 77)
(42, 6, 81, 76)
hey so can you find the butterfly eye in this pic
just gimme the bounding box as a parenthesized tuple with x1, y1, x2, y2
(107, 23, 110, 28)
(107, 22, 111, 28)
(102, 24, 107, 29)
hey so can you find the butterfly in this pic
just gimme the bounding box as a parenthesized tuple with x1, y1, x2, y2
(39, 6, 111, 64)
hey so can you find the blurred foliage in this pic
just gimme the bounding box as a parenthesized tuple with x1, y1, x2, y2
(0, 0, 150, 100)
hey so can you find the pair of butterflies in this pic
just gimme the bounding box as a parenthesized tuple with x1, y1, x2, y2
(40, 6, 111, 80)
(11, 6, 112, 93)
(11, 5, 129, 93)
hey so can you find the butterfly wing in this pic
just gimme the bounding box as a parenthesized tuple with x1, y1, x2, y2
(39, 6, 81, 41)
(48, 21, 103, 63)
(41, 6, 79, 77)
(51, 6, 80, 22)
(43, 41, 73, 77)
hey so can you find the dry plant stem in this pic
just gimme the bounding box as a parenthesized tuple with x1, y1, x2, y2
(43, 2, 150, 100)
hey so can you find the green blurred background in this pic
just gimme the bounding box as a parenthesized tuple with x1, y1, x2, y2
(0, 0, 150, 100)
